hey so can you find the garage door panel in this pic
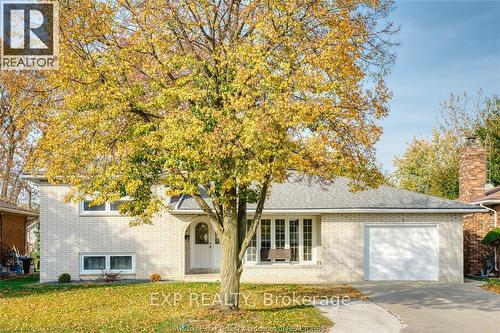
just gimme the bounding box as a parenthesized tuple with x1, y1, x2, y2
(366, 225, 439, 281)
(367, 227, 401, 280)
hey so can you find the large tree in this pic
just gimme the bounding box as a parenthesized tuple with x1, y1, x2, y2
(393, 130, 459, 199)
(475, 98, 500, 185)
(0, 71, 45, 206)
(34, 0, 395, 309)
(441, 92, 500, 185)
(394, 93, 499, 200)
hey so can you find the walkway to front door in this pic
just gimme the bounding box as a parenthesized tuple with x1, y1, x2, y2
(188, 220, 221, 272)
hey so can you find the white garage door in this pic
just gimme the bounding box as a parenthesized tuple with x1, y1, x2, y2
(365, 225, 439, 281)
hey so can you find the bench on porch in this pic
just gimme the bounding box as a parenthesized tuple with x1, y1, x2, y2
(260, 249, 291, 261)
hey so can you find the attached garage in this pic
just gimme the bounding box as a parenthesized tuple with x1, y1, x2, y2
(364, 224, 439, 281)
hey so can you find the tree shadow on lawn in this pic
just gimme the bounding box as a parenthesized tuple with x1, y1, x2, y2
(1, 279, 338, 332)
(150, 283, 343, 333)
(155, 304, 331, 333)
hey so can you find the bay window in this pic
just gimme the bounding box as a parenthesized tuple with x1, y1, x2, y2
(303, 219, 313, 261)
(246, 220, 257, 262)
(289, 219, 299, 262)
(245, 217, 316, 264)
(274, 219, 286, 261)
(260, 219, 271, 261)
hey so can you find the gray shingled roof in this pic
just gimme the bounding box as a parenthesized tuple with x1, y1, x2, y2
(171, 176, 483, 212)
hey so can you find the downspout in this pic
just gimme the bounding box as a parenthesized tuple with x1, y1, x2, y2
(480, 203, 498, 271)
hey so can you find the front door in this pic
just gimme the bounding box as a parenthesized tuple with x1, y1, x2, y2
(191, 221, 222, 270)
(191, 221, 211, 268)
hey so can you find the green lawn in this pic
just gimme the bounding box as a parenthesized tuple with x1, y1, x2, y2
(0, 275, 364, 332)
(465, 275, 500, 294)
(481, 279, 500, 294)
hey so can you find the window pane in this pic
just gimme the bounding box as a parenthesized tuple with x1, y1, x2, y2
(303, 219, 313, 261)
(83, 201, 106, 211)
(260, 219, 271, 261)
(275, 219, 285, 249)
(83, 256, 105, 270)
(109, 200, 126, 211)
(289, 219, 299, 262)
(110, 256, 132, 270)
(274, 219, 286, 262)
(246, 219, 257, 262)
(195, 222, 209, 244)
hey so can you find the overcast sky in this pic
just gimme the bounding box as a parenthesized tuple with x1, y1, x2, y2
(376, 0, 500, 172)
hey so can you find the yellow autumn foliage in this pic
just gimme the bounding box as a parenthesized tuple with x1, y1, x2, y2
(33, 0, 395, 221)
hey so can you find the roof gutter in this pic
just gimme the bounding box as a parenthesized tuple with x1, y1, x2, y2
(0, 208, 39, 217)
(480, 203, 498, 228)
(471, 199, 500, 206)
(171, 208, 487, 215)
(20, 175, 48, 181)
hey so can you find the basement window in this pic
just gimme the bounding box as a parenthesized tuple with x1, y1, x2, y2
(80, 253, 135, 274)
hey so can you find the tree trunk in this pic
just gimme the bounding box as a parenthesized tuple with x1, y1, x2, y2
(1, 145, 14, 199)
(218, 204, 242, 310)
(1, 125, 15, 200)
(193, 179, 270, 311)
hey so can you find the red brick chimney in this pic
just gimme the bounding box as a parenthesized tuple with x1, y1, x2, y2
(459, 136, 487, 203)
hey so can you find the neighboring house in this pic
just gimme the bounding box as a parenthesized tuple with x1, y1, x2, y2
(0, 200, 39, 271)
(459, 136, 499, 275)
(25, 175, 484, 284)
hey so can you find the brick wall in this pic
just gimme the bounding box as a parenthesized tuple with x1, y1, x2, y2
(320, 213, 464, 283)
(39, 183, 464, 283)
(459, 137, 487, 202)
(463, 210, 497, 275)
(458, 137, 498, 275)
(1, 213, 27, 255)
(39, 183, 194, 282)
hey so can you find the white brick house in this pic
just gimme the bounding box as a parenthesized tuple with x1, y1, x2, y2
(27, 177, 484, 283)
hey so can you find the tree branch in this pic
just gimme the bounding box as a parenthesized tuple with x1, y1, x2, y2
(238, 174, 271, 261)
(192, 192, 224, 236)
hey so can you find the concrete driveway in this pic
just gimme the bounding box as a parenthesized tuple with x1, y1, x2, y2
(353, 279, 500, 333)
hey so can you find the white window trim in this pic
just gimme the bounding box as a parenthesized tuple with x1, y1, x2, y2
(79, 197, 131, 216)
(245, 219, 258, 263)
(244, 216, 318, 265)
(80, 253, 136, 274)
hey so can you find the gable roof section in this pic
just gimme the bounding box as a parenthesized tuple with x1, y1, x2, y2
(171, 177, 485, 214)
(471, 186, 500, 205)
(0, 200, 39, 217)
